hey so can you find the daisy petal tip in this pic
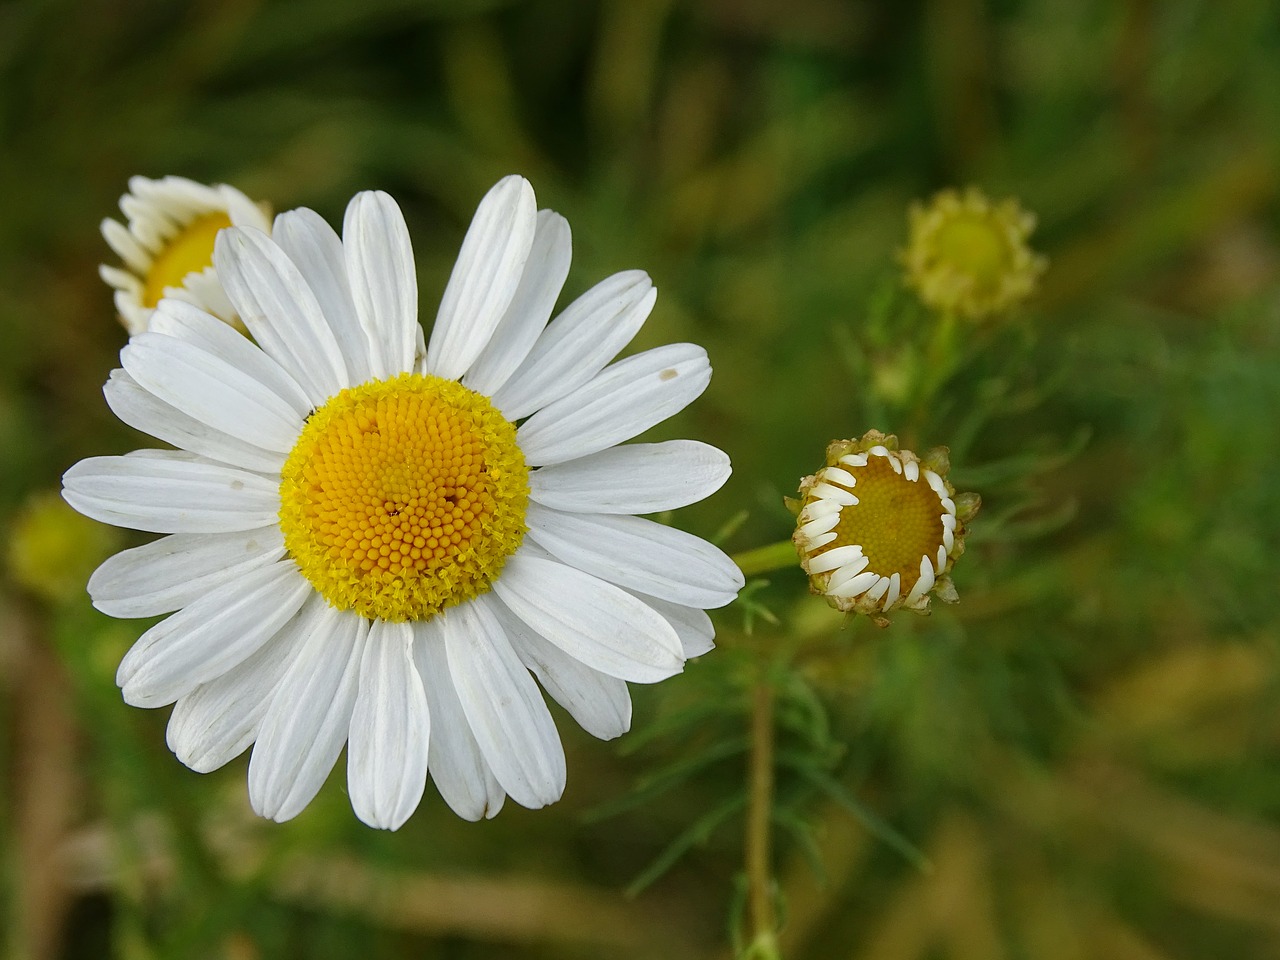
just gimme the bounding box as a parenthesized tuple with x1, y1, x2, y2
(355, 803, 416, 832)
(493, 172, 535, 199)
(119, 678, 170, 710)
(168, 732, 226, 775)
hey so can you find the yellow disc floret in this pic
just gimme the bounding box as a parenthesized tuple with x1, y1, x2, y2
(142, 212, 233, 307)
(278, 373, 529, 622)
(821, 454, 943, 591)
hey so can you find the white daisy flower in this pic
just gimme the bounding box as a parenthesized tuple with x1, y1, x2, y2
(65, 176, 743, 830)
(793, 430, 979, 625)
(100, 175, 272, 335)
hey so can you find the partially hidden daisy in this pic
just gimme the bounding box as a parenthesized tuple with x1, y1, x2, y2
(100, 175, 272, 335)
(901, 186, 1046, 321)
(64, 176, 744, 829)
(792, 430, 979, 625)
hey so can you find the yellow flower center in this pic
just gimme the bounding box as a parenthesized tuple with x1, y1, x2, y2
(142, 212, 233, 308)
(278, 373, 529, 622)
(931, 214, 1009, 293)
(810, 456, 943, 592)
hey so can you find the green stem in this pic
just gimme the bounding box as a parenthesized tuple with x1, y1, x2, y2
(733, 540, 798, 578)
(743, 679, 780, 959)
(907, 309, 960, 442)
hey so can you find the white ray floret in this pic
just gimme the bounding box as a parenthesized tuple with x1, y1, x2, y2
(907, 555, 937, 604)
(884, 573, 901, 608)
(826, 555, 871, 591)
(808, 481, 858, 506)
(821, 467, 857, 488)
(803, 544, 863, 575)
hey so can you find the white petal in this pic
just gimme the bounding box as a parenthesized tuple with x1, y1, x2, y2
(491, 270, 655, 420)
(412, 619, 506, 821)
(798, 499, 842, 523)
(116, 562, 311, 708)
(904, 460, 920, 482)
(809, 482, 857, 506)
(491, 552, 684, 683)
(516, 343, 711, 466)
(63, 454, 279, 533)
(99, 264, 141, 294)
(865, 575, 891, 604)
(89, 526, 285, 618)
(798, 512, 840, 540)
(803, 544, 863, 575)
(829, 570, 879, 599)
(166, 624, 298, 773)
(347, 620, 430, 830)
(122, 334, 303, 454)
(426, 176, 537, 381)
(101, 218, 150, 272)
(178, 266, 237, 322)
(272, 207, 374, 385)
(821, 467, 857, 487)
(827, 556, 870, 592)
(105, 369, 284, 474)
(213, 226, 348, 404)
(884, 572, 901, 607)
(462, 209, 571, 396)
(907, 555, 936, 603)
(624, 590, 716, 659)
(147, 300, 312, 417)
(525, 504, 743, 609)
(343, 191, 419, 379)
(440, 595, 566, 810)
(249, 603, 366, 822)
(490, 597, 632, 741)
(528, 440, 730, 514)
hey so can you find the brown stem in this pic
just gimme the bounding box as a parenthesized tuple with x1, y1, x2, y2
(744, 679, 779, 957)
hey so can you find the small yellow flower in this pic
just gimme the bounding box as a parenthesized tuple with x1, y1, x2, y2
(7, 491, 118, 603)
(901, 186, 1046, 320)
(100, 175, 272, 335)
(792, 430, 979, 624)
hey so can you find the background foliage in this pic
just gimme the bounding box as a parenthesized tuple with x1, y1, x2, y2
(3, 0, 1280, 957)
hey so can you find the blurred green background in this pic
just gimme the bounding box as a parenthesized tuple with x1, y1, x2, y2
(3, 0, 1280, 957)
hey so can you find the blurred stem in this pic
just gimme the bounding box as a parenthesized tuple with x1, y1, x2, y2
(10, 596, 77, 960)
(907, 309, 960, 443)
(743, 679, 781, 959)
(733, 541, 796, 578)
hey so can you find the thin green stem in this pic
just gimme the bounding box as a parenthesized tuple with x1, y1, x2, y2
(733, 540, 797, 578)
(743, 679, 780, 958)
(907, 309, 960, 443)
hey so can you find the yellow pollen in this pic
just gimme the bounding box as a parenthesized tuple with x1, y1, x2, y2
(278, 373, 529, 622)
(141, 212, 233, 307)
(809, 456, 944, 592)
